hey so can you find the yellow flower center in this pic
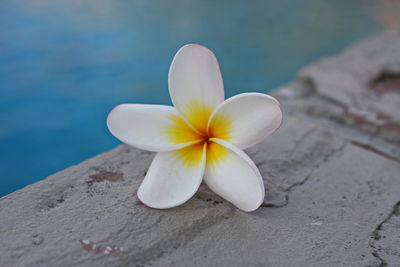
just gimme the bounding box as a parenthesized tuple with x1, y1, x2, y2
(163, 101, 232, 168)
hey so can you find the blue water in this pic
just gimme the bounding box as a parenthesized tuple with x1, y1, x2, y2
(0, 0, 380, 196)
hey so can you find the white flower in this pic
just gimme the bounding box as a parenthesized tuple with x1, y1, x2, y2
(107, 44, 282, 212)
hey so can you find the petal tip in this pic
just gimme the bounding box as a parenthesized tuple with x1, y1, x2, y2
(110, 103, 123, 112)
(136, 190, 150, 208)
(238, 192, 265, 213)
(106, 104, 125, 128)
(136, 182, 197, 210)
(138, 199, 149, 208)
(137, 190, 169, 209)
(178, 43, 216, 56)
(241, 207, 261, 213)
(136, 186, 165, 209)
(240, 199, 264, 213)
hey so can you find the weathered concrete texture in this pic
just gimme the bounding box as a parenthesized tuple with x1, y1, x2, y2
(152, 143, 400, 267)
(0, 146, 234, 266)
(275, 32, 400, 161)
(372, 201, 400, 266)
(1, 32, 400, 267)
(253, 116, 345, 208)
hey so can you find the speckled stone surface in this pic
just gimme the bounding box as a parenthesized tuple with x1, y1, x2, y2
(1, 32, 400, 266)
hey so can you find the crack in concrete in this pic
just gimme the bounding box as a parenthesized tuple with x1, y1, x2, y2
(282, 79, 400, 162)
(369, 201, 400, 267)
(282, 142, 346, 207)
(350, 141, 400, 163)
(288, 128, 317, 159)
(261, 135, 346, 209)
(281, 77, 400, 266)
(297, 76, 348, 111)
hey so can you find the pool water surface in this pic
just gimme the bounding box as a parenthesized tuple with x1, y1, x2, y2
(0, 0, 384, 196)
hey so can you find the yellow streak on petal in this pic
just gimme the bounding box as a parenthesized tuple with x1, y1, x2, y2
(163, 114, 203, 145)
(174, 142, 205, 168)
(183, 101, 213, 134)
(206, 141, 229, 166)
(208, 113, 232, 141)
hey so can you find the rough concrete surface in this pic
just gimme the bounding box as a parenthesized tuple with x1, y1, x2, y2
(1, 32, 400, 267)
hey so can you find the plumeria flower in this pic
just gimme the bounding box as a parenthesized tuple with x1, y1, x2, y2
(107, 44, 282, 212)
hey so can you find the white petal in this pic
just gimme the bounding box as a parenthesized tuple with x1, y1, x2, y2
(204, 139, 265, 212)
(168, 44, 224, 132)
(208, 93, 282, 149)
(107, 104, 201, 152)
(137, 144, 206, 209)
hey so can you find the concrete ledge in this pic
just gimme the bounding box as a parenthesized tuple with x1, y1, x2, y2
(1, 32, 400, 266)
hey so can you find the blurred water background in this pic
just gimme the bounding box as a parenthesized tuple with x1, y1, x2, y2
(1, 0, 399, 196)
